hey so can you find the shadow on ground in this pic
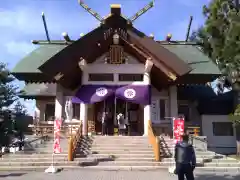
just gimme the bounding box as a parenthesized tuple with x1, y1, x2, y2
(78, 156, 116, 167)
(0, 173, 26, 178)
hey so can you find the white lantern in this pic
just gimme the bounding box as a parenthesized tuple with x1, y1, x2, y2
(113, 33, 119, 45)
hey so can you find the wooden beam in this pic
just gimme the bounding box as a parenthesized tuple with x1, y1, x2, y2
(31, 40, 73, 45)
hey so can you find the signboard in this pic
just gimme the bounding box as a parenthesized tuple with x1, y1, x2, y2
(53, 119, 62, 153)
(173, 117, 185, 144)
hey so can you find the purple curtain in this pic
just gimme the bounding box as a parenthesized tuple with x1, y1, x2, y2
(72, 84, 151, 105)
(115, 85, 151, 105)
(72, 85, 115, 104)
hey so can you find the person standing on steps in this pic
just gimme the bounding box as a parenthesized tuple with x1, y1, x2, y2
(101, 111, 108, 136)
(174, 134, 196, 180)
(117, 113, 126, 136)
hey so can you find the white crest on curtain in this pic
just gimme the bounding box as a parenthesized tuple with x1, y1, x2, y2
(65, 96, 73, 122)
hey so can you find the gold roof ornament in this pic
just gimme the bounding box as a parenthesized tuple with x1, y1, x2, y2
(166, 33, 172, 41)
(149, 33, 154, 39)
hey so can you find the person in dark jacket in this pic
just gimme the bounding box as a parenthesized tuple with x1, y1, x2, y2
(174, 134, 196, 180)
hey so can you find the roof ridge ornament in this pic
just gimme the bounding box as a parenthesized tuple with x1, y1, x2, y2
(78, 0, 104, 23)
(128, 0, 154, 24)
(41, 12, 51, 42)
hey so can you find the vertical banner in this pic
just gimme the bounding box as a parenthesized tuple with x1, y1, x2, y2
(173, 117, 185, 144)
(53, 119, 62, 153)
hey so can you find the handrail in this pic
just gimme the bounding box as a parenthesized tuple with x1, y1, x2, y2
(186, 126, 200, 136)
(189, 134, 207, 151)
(32, 122, 80, 136)
(148, 120, 160, 161)
(68, 123, 82, 161)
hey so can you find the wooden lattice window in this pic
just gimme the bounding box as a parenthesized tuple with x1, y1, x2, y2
(118, 74, 143, 81)
(88, 73, 114, 81)
(109, 45, 125, 64)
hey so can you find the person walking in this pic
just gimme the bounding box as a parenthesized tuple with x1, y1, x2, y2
(174, 134, 196, 180)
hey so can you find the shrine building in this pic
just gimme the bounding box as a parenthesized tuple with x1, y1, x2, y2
(11, 3, 236, 151)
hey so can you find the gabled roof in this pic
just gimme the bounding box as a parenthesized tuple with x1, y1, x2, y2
(19, 83, 56, 100)
(12, 45, 66, 73)
(12, 45, 66, 82)
(162, 45, 221, 75)
(11, 12, 220, 89)
(127, 29, 192, 76)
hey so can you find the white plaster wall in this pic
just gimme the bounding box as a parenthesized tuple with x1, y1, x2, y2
(151, 86, 170, 124)
(202, 115, 236, 149)
(82, 53, 145, 85)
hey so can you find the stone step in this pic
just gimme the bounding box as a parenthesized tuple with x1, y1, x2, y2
(1, 165, 240, 172)
(92, 135, 148, 139)
(91, 142, 149, 146)
(0, 161, 79, 166)
(89, 146, 152, 150)
(161, 157, 239, 163)
(87, 153, 225, 160)
(204, 162, 240, 167)
(89, 153, 155, 158)
(0, 156, 68, 162)
(0, 165, 167, 171)
(2, 153, 67, 158)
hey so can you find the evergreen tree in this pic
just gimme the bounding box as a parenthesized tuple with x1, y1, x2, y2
(0, 63, 17, 109)
(13, 101, 27, 116)
(0, 62, 19, 146)
(12, 101, 27, 133)
(191, 0, 240, 154)
(190, 0, 240, 90)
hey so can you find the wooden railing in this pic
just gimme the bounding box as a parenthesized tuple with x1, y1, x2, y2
(68, 123, 82, 161)
(31, 121, 80, 136)
(148, 120, 160, 161)
(29, 121, 82, 161)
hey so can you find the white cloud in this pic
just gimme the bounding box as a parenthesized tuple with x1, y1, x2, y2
(5, 41, 36, 57)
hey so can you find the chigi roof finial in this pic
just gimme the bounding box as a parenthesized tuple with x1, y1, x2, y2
(41, 12, 51, 42)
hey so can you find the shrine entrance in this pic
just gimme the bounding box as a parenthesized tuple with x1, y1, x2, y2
(94, 97, 143, 136)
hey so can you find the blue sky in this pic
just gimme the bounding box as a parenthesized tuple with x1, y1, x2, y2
(0, 0, 212, 115)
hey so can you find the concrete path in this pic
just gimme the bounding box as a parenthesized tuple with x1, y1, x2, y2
(0, 169, 240, 180)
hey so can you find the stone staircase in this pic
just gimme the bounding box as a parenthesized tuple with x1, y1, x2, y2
(0, 135, 239, 171)
(76, 136, 164, 170)
(160, 136, 240, 170)
(0, 135, 73, 171)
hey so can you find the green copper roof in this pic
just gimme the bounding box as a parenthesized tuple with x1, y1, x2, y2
(162, 45, 221, 75)
(19, 83, 56, 97)
(12, 45, 67, 73)
(12, 43, 220, 76)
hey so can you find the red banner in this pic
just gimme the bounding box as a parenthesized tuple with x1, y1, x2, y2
(173, 117, 184, 144)
(53, 119, 62, 153)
